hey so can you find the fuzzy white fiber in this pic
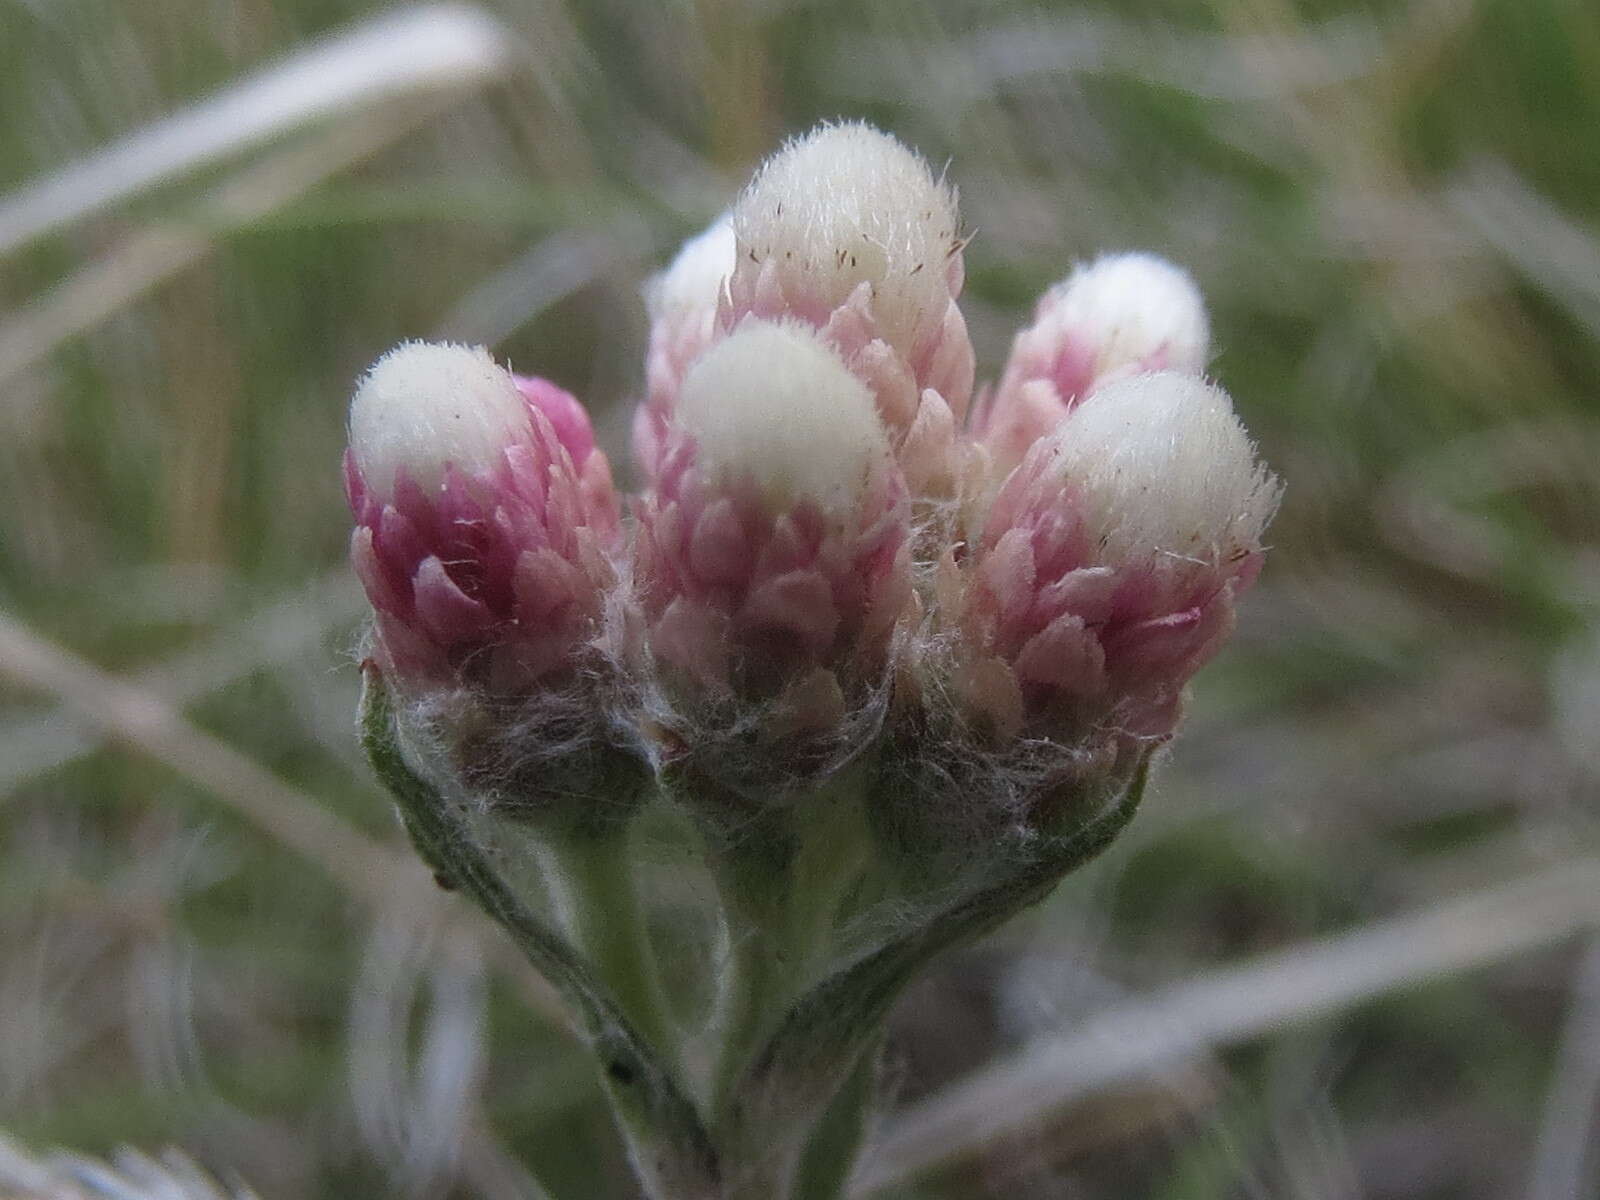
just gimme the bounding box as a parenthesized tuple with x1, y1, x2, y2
(733, 121, 960, 353)
(675, 320, 890, 512)
(1049, 252, 1209, 377)
(646, 214, 735, 319)
(348, 342, 529, 496)
(1048, 372, 1280, 565)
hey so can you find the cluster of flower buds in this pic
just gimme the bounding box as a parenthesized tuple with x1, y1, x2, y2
(346, 121, 1279, 1200)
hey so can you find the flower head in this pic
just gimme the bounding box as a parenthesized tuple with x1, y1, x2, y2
(634, 320, 910, 753)
(978, 252, 1209, 476)
(731, 123, 962, 363)
(959, 372, 1279, 743)
(344, 342, 620, 691)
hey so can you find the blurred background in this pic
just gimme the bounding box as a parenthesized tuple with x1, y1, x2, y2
(2, 0, 1598, 1196)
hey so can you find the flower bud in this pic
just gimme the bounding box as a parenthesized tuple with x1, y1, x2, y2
(727, 122, 975, 462)
(634, 215, 736, 481)
(978, 253, 1209, 476)
(634, 320, 911, 753)
(960, 372, 1278, 743)
(345, 342, 621, 691)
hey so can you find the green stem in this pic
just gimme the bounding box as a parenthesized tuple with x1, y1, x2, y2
(709, 855, 793, 1122)
(544, 831, 677, 1065)
(723, 828, 870, 1131)
(708, 764, 880, 1121)
(785, 784, 872, 973)
(713, 1036, 880, 1200)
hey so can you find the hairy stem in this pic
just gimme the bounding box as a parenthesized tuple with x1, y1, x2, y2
(360, 667, 719, 1199)
(545, 830, 678, 1065)
(703, 764, 877, 1125)
(709, 856, 794, 1123)
(733, 755, 1153, 1166)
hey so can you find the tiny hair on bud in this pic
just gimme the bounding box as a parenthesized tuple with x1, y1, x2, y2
(675, 320, 890, 512)
(1047, 372, 1279, 566)
(734, 121, 961, 353)
(646, 214, 736, 320)
(1051, 252, 1209, 378)
(348, 342, 528, 498)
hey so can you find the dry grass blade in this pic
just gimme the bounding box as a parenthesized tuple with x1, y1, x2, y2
(1374, 416, 1600, 593)
(824, 13, 1382, 106)
(0, 609, 569, 1030)
(0, 608, 401, 893)
(0, 4, 512, 259)
(0, 571, 363, 795)
(0, 93, 467, 391)
(433, 222, 656, 347)
(1447, 159, 1600, 338)
(851, 859, 1600, 1195)
(1526, 936, 1600, 1200)
(0, 1131, 258, 1199)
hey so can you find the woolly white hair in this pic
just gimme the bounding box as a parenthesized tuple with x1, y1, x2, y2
(676, 320, 890, 513)
(733, 121, 960, 354)
(645, 214, 735, 320)
(1047, 252, 1209, 377)
(1047, 372, 1279, 565)
(348, 342, 528, 497)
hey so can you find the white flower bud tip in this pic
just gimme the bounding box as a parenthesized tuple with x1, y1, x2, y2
(675, 320, 890, 513)
(1046, 372, 1279, 565)
(349, 342, 529, 498)
(646, 214, 736, 320)
(1049, 252, 1209, 378)
(733, 121, 960, 353)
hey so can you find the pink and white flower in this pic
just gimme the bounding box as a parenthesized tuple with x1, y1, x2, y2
(344, 342, 621, 691)
(977, 253, 1210, 477)
(958, 372, 1279, 743)
(345, 127, 1278, 809)
(633, 320, 911, 730)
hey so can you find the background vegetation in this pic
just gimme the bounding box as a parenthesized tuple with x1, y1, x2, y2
(2, 0, 1598, 1195)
